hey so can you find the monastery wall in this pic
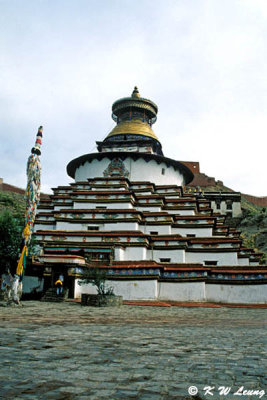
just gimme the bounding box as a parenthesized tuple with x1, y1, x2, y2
(142, 225, 171, 235)
(158, 282, 206, 302)
(74, 279, 267, 303)
(180, 161, 200, 174)
(166, 209, 195, 216)
(171, 227, 213, 237)
(185, 251, 238, 265)
(205, 284, 267, 304)
(114, 247, 125, 261)
(125, 247, 147, 261)
(74, 279, 158, 300)
(136, 206, 162, 212)
(210, 200, 242, 218)
(74, 158, 185, 186)
(73, 201, 133, 210)
(55, 221, 139, 231)
(242, 194, 267, 207)
(153, 249, 185, 263)
(238, 257, 250, 266)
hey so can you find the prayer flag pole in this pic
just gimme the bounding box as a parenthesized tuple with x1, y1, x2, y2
(12, 126, 43, 303)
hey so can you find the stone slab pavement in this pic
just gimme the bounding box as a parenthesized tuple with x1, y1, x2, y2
(0, 301, 266, 400)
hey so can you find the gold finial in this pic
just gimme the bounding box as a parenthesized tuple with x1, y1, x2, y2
(132, 86, 140, 98)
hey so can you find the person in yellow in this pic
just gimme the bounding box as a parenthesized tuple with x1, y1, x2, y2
(55, 279, 63, 295)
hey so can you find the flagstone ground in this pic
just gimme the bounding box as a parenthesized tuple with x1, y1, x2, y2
(0, 301, 266, 400)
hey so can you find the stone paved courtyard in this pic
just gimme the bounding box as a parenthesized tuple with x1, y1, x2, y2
(0, 301, 266, 400)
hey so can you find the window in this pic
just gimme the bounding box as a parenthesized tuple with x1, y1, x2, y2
(186, 234, 196, 238)
(160, 258, 171, 263)
(216, 201, 221, 209)
(161, 168, 165, 175)
(150, 231, 158, 235)
(204, 261, 218, 266)
(87, 226, 99, 231)
(226, 201, 232, 210)
(96, 206, 107, 209)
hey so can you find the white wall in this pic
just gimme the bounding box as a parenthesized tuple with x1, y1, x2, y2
(74, 280, 98, 298)
(114, 247, 125, 261)
(238, 257, 250, 266)
(206, 284, 267, 304)
(73, 201, 133, 209)
(167, 209, 195, 216)
(185, 251, 238, 265)
(74, 157, 185, 186)
(34, 223, 55, 231)
(56, 221, 138, 231)
(232, 202, 242, 218)
(210, 200, 242, 218)
(142, 225, 171, 235)
(124, 246, 147, 260)
(153, 249, 185, 263)
(74, 279, 158, 300)
(171, 227, 213, 237)
(135, 206, 162, 212)
(74, 279, 267, 303)
(158, 282, 205, 301)
(103, 222, 138, 231)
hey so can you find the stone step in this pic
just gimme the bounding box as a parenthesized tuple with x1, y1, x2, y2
(41, 288, 69, 302)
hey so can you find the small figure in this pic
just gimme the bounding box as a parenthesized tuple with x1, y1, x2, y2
(55, 278, 63, 296)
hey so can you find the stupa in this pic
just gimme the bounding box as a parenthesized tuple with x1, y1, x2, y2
(32, 88, 267, 303)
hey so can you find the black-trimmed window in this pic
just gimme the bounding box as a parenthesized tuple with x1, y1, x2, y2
(204, 261, 217, 266)
(160, 258, 171, 263)
(88, 226, 99, 231)
(226, 201, 232, 210)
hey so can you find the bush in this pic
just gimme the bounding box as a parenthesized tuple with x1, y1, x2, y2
(78, 265, 114, 296)
(0, 210, 24, 275)
(0, 210, 37, 276)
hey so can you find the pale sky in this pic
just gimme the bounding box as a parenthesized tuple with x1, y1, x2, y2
(0, 0, 266, 196)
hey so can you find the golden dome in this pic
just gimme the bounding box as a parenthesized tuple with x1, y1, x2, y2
(106, 119, 159, 140)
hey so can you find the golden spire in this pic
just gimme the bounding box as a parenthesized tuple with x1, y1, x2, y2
(106, 87, 159, 141)
(132, 86, 140, 98)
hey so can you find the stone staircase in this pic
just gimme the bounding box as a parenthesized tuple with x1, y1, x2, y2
(41, 288, 69, 302)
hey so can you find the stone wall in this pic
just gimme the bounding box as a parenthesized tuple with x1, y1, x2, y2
(0, 178, 25, 195)
(242, 194, 267, 207)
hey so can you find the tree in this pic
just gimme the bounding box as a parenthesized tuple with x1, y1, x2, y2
(78, 265, 114, 296)
(0, 210, 24, 276)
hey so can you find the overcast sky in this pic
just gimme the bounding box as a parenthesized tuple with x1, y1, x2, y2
(0, 0, 266, 196)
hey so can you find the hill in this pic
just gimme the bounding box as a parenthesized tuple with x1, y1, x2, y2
(0, 191, 25, 218)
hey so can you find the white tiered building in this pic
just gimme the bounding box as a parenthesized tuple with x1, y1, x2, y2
(33, 88, 267, 303)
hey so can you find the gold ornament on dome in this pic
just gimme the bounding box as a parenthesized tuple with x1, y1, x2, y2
(107, 120, 159, 140)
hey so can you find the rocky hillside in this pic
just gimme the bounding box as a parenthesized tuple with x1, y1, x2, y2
(0, 191, 25, 218)
(227, 209, 267, 263)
